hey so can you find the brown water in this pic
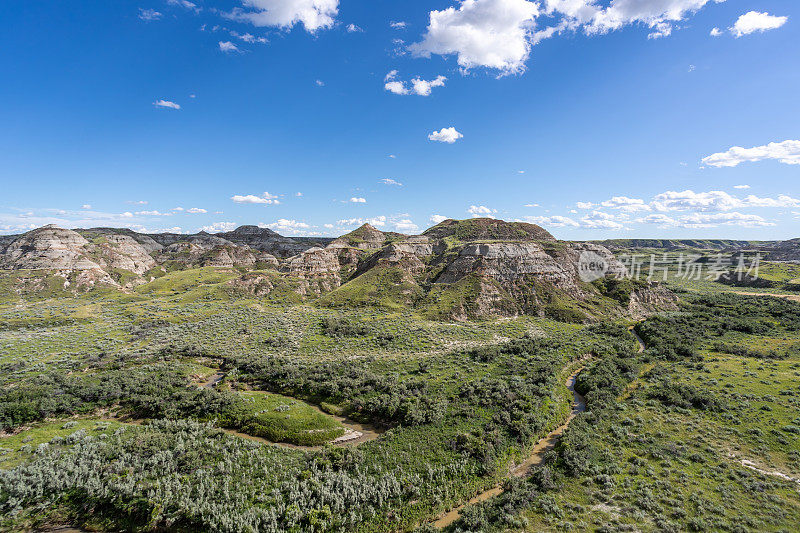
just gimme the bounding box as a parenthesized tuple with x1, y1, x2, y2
(433, 367, 587, 529)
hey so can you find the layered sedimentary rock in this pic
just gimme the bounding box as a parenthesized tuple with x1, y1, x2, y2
(0, 219, 682, 321)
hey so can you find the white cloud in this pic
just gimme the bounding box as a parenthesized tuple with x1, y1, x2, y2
(346, 23, 362, 33)
(219, 41, 240, 53)
(410, 0, 539, 75)
(230, 30, 268, 43)
(575, 201, 594, 209)
(522, 215, 579, 228)
(227, 0, 339, 32)
(380, 178, 403, 186)
(394, 219, 419, 232)
(390, 21, 407, 29)
(652, 190, 742, 212)
(651, 190, 800, 211)
(127, 200, 149, 205)
(135, 210, 171, 216)
(680, 212, 774, 228)
(581, 0, 723, 38)
(167, 0, 200, 12)
(636, 213, 679, 227)
(742, 194, 800, 208)
(337, 216, 387, 227)
(730, 11, 787, 38)
(350, 197, 366, 203)
(187, 207, 207, 214)
(702, 140, 800, 167)
(384, 71, 447, 96)
(600, 196, 651, 212)
(261, 219, 317, 235)
(524, 203, 539, 207)
(710, 27, 722, 36)
(428, 127, 463, 143)
(153, 99, 181, 110)
(200, 222, 238, 233)
(579, 210, 625, 230)
(138, 8, 162, 21)
(173, 207, 185, 211)
(315, 79, 325, 86)
(388, 154, 397, 159)
(733, 184, 750, 189)
(467, 205, 495, 218)
(81, 204, 92, 210)
(231, 192, 280, 205)
(430, 214, 448, 224)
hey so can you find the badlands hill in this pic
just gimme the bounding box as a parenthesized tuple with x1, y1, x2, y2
(0, 218, 684, 321)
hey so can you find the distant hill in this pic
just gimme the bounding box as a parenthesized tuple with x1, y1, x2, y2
(0, 218, 681, 322)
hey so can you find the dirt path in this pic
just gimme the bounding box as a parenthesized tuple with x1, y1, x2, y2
(728, 291, 800, 302)
(629, 326, 646, 353)
(432, 367, 587, 529)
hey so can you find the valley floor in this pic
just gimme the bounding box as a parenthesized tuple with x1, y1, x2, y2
(1, 269, 799, 532)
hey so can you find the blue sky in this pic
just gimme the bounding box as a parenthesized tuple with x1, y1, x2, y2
(0, 0, 798, 239)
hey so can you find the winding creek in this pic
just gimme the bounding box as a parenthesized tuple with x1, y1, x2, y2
(433, 366, 588, 529)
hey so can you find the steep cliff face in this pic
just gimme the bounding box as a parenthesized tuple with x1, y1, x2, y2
(1, 225, 102, 271)
(0, 220, 681, 321)
(283, 247, 342, 295)
(628, 283, 680, 320)
(94, 234, 157, 275)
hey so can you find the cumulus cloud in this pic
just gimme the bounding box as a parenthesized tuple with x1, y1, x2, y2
(390, 21, 407, 29)
(647, 190, 800, 212)
(380, 178, 403, 186)
(522, 215, 579, 228)
(710, 27, 722, 36)
(231, 192, 280, 205)
(680, 212, 774, 228)
(230, 30, 268, 43)
(394, 219, 419, 232)
(467, 205, 495, 217)
(153, 99, 181, 110)
(428, 127, 463, 143)
(730, 11, 787, 38)
(261, 219, 317, 235)
(733, 185, 750, 189)
(138, 8, 162, 21)
(410, 0, 539, 75)
(226, 0, 339, 32)
(430, 214, 448, 224)
(81, 204, 92, 210)
(187, 207, 207, 214)
(346, 23, 362, 33)
(349, 197, 366, 203)
(589, 0, 722, 37)
(600, 196, 651, 212)
(135, 210, 171, 216)
(651, 190, 742, 212)
(701, 140, 800, 167)
(337, 216, 387, 227)
(200, 222, 238, 233)
(167, 0, 200, 12)
(219, 41, 240, 53)
(384, 71, 447, 96)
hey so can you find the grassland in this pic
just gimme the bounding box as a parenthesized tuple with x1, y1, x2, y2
(2, 264, 800, 531)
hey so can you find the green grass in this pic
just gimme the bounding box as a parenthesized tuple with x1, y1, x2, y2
(221, 390, 346, 446)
